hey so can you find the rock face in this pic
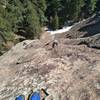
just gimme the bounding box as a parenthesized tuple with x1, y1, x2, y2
(55, 14, 100, 49)
(0, 15, 100, 100)
(0, 35, 100, 100)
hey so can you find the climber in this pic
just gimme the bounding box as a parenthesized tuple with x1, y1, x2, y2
(52, 39, 58, 49)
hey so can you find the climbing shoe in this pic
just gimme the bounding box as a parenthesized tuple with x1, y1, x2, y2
(28, 92, 41, 100)
(15, 95, 25, 100)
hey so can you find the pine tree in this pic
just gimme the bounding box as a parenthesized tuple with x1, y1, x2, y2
(0, 0, 99, 43)
(91, 0, 97, 12)
(46, 0, 61, 29)
(37, 0, 47, 26)
(68, 0, 84, 21)
(83, 0, 97, 17)
(46, 0, 61, 15)
(96, 0, 100, 12)
(26, 1, 41, 38)
(0, 0, 15, 41)
(5, 0, 41, 39)
(61, 0, 70, 20)
(17, 0, 41, 39)
(52, 12, 59, 30)
(6, 0, 23, 32)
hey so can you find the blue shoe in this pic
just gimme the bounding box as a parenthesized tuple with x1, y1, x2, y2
(15, 95, 25, 100)
(29, 92, 40, 100)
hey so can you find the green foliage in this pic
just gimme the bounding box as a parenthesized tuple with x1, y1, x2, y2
(91, 0, 97, 11)
(96, 0, 100, 11)
(0, 1, 15, 41)
(46, 0, 98, 25)
(52, 13, 59, 30)
(3, 31, 15, 41)
(0, 42, 9, 56)
(37, 0, 47, 26)
(46, 0, 62, 15)
(46, 0, 62, 28)
(17, 0, 41, 39)
(83, 0, 97, 17)
(0, 0, 100, 44)
(68, 0, 85, 21)
(0, 0, 42, 40)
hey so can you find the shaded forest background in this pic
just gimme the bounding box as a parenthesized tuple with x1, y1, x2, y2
(0, 0, 100, 54)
